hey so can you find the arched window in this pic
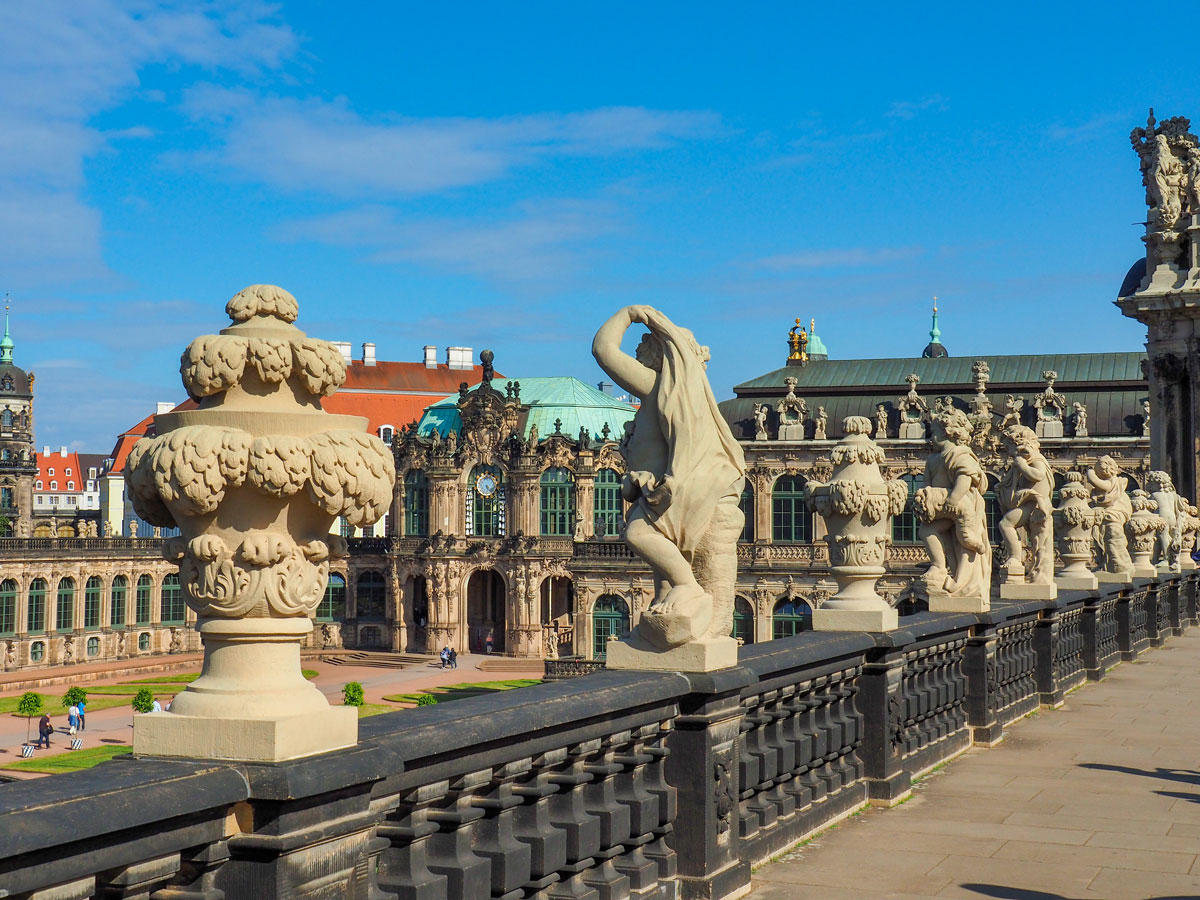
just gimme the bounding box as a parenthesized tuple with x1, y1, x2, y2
(1, 409, 11, 429)
(110, 575, 127, 628)
(592, 594, 630, 658)
(404, 470, 430, 536)
(983, 474, 1002, 545)
(411, 576, 429, 627)
(56, 577, 75, 631)
(161, 574, 184, 624)
(30, 640, 45, 661)
(892, 473, 924, 544)
(357, 571, 386, 618)
(27, 579, 46, 633)
(467, 465, 505, 537)
(379, 425, 395, 444)
(739, 484, 755, 542)
(138, 632, 150, 651)
(593, 468, 622, 537)
(540, 467, 575, 536)
(84, 576, 102, 629)
(87, 636, 100, 657)
(733, 596, 754, 644)
(135, 575, 153, 625)
(772, 475, 810, 543)
(317, 573, 346, 621)
(0, 486, 12, 508)
(0, 579, 15, 635)
(773, 598, 812, 639)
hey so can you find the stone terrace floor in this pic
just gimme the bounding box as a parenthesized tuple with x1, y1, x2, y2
(747, 627, 1200, 900)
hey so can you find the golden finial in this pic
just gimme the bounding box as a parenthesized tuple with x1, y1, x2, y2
(932, 295, 938, 314)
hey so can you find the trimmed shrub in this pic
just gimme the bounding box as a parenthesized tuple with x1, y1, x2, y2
(342, 682, 364, 707)
(416, 693, 439, 707)
(61, 686, 87, 708)
(131, 687, 155, 714)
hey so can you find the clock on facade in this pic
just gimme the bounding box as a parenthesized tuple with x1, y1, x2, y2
(475, 471, 498, 497)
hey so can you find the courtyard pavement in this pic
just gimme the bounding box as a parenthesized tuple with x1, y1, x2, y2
(747, 627, 1200, 900)
(0, 652, 543, 777)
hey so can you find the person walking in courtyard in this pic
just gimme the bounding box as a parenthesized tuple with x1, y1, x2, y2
(448, 648, 457, 669)
(485, 633, 494, 654)
(76, 698, 86, 731)
(36, 713, 52, 749)
(150, 697, 162, 713)
(440, 646, 449, 669)
(67, 703, 78, 735)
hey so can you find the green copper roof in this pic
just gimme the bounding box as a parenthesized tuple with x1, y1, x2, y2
(418, 377, 636, 442)
(0, 309, 12, 365)
(807, 324, 828, 357)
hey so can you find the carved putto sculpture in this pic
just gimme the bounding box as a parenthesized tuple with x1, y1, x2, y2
(995, 426, 1056, 598)
(1032, 370, 1067, 439)
(776, 377, 807, 440)
(593, 305, 745, 670)
(999, 395, 1024, 430)
(874, 403, 889, 439)
(1072, 402, 1088, 438)
(1146, 470, 1184, 572)
(1053, 472, 1097, 589)
(914, 407, 991, 610)
(1180, 503, 1200, 570)
(1126, 489, 1166, 577)
(1087, 455, 1134, 581)
(806, 416, 907, 631)
(126, 284, 394, 761)
(754, 403, 769, 440)
(1142, 399, 1151, 437)
(897, 373, 928, 439)
(813, 406, 828, 440)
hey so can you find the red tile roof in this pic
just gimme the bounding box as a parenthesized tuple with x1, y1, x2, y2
(36, 450, 85, 494)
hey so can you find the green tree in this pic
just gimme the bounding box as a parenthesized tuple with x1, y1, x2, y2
(416, 693, 438, 707)
(342, 682, 364, 707)
(131, 687, 155, 714)
(17, 691, 43, 744)
(61, 686, 87, 708)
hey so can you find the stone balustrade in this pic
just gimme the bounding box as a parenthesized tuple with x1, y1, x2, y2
(1, 573, 1194, 900)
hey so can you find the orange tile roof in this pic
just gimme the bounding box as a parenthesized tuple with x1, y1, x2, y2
(36, 450, 85, 493)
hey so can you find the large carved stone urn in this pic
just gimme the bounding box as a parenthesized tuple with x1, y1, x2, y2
(127, 285, 394, 761)
(1126, 489, 1165, 579)
(807, 416, 907, 631)
(1053, 471, 1097, 590)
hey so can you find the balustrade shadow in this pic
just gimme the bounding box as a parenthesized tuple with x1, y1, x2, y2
(0, 573, 1194, 900)
(961, 885, 1199, 900)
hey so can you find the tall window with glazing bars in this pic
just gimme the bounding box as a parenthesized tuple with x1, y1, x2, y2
(772, 475, 810, 543)
(404, 469, 429, 536)
(540, 467, 575, 536)
(467, 465, 505, 537)
(892, 473, 924, 544)
(593, 468, 622, 537)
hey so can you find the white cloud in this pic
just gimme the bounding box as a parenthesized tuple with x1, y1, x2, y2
(754, 245, 925, 271)
(885, 95, 949, 120)
(182, 87, 722, 197)
(0, 1, 296, 288)
(276, 198, 619, 287)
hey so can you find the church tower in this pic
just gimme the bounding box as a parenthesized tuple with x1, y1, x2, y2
(1117, 110, 1200, 501)
(0, 301, 37, 536)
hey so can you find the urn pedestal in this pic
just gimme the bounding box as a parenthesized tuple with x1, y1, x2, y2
(807, 417, 906, 632)
(1053, 474, 1098, 591)
(128, 286, 393, 763)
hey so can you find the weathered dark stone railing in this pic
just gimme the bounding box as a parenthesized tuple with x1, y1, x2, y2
(0, 536, 164, 554)
(2, 574, 1195, 900)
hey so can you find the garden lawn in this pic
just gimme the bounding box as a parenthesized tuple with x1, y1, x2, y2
(3, 693, 143, 715)
(383, 679, 541, 706)
(1, 744, 131, 774)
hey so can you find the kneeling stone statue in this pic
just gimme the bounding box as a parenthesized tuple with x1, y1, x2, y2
(593, 306, 745, 672)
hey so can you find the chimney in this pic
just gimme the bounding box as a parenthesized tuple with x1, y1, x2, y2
(42, 445, 49, 457)
(362, 342, 376, 367)
(59, 446, 67, 457)
(446, 346, 473, 370)
(423, 345, 437, 368)
(156, 401, 174, 415)
(332, 341, 352, 364)
(597, 380, 613, 395)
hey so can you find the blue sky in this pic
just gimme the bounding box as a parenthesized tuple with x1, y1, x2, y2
(1, 2, 1190, 452)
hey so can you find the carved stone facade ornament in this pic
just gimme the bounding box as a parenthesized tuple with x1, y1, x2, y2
(813, 406, 828, 441)
(128, 284, 393, 762)
(593, 305, 744, 672)
(753, 404, 769, 441)
(806, 416, 906, 631)
(1180, 502, 1200, 570)
(1053, 472, 1097, 590)
(1088, 455, 1134, 582)
(1033, 371, 1067, 439)
(897, 374, 928, 440)
(914, 408, 991, 611)
(1146, 470, 1184, 573)
(776, 377, 807, 441)
(1072, 402, 1088, 438)
(996, 426, 1057, 599)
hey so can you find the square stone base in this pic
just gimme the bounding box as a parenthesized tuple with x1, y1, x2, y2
(1132, 564, 1158, 578)
(605, 633, 739, 673)
(1183, 559, 1198, 571)
(927, 595, 989, 613)
(1056, 573, 1099, 591)
(1096, 570, 1134, 585)
(133, 705, 358, 763)
(812, 607, 898, 632)
(999, 582, 1058, 600)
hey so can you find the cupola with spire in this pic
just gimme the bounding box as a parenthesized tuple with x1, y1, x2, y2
(807, 317, 829, 361)
(921, 297, 949, 359)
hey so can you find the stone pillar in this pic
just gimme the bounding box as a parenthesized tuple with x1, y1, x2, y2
(668, 670, 752, 900)
(128, 285, 394, 762)
(964, 622, 1002, 746)
(858, 642, 912, 805)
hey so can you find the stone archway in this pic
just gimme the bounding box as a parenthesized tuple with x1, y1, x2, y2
(467, 569, 506, 654)
(540, 575, 573, 658)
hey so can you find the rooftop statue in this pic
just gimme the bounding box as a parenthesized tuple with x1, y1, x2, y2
(996, 425, 1057, 598)
(593, 305, 745, 669)
(1087, 455, 1134, 581)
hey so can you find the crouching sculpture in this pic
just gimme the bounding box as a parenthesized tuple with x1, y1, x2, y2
(592, 305, 745, 671)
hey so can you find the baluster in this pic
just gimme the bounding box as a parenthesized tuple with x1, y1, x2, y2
(735, 698, 760, 842)
(742, 690, 778, 833)
(377, 781, 449, 900)
(784, 681, 818, 809)
(425, 771, 491, 899)
(546, 739, 602, 899)
(98, 854, 181, 898)
(472, 759, 533, 899)
(151, 842, 230, 900)
(580, 733, 632, 900)
(611, 724, 662, 897)
(512, 749, 568, 894)
(640, 721, 677, 883)
(764, 687, 796, 822)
